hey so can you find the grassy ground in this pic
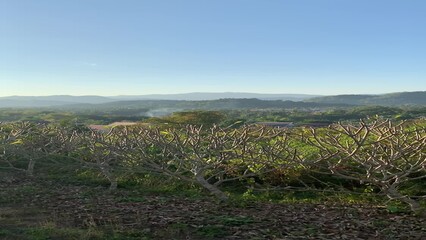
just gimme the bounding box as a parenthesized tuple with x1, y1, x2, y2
(0, 169, 425, 240)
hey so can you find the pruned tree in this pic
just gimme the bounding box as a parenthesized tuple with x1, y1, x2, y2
(0, 122, 33, 173)
(124, 125, 298, 201)
(0, 122, 64, 176)
(306, 119, 426, 216)
(73, 128, 131, 190)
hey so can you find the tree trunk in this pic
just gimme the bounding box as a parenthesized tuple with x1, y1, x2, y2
(26, 158, 35, 176)
(100, 165, 117, 191)
(108, 178, 118, 191)
(195, 172, 228, 201)
(387, 187, 425, 217)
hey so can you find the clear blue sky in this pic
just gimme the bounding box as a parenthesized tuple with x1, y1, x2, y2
(0, 0, 425, 96)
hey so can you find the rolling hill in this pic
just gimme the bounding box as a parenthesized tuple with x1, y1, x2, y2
(1, 91, 425, 108)
(0, 93, 319, 108)
(306, 91, 426, 106)
(111, 92, 320, 101)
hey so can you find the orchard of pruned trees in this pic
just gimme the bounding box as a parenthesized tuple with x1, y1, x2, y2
(1, 119, 425, 216)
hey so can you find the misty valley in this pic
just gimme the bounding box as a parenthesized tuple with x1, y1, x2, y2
(1, 94, 425, 239)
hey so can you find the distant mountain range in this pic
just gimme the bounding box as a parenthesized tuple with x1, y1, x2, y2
(0, 95, 113, 108)
(110, 92, 320, 101)
(0, 93, 319, 108)
(0, 91, 424, 108)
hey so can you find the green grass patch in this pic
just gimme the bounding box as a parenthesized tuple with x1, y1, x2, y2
(117, 174, 204, 199)
(196, 224, 228, 238)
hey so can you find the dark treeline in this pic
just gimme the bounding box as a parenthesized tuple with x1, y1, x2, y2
(308, 91, 426, 106)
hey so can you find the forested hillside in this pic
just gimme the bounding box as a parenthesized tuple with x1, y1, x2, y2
(307, 91, 426, 106)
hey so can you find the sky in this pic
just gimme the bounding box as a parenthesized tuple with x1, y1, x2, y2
(0, 0, 425, 96)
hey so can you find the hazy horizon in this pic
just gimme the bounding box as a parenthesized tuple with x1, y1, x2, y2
(1, 90, 424, 98)
(1, 0, 425, 96)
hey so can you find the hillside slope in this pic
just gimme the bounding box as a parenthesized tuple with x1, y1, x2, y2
(307, 91, 426, 106)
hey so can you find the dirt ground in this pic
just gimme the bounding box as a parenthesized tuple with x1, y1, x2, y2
(1, 174, 425, 239)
